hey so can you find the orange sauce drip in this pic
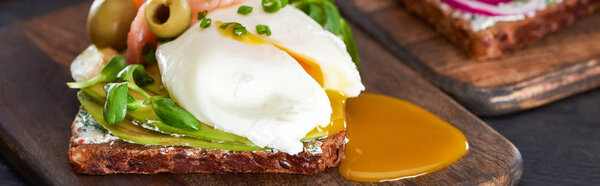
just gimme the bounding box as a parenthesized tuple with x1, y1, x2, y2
(303, 90, 346, 140)
(273, 44, 324, 87)
(274, 43, 336, 139)
(339, 93, 469, 182)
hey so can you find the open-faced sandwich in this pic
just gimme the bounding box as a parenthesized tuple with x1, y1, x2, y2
(399, 0, 600, 60)
(67, 0, 364, 174)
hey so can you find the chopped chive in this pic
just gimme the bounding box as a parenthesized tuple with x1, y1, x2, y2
(256, 25, 272, 36)
(262, 0, 287, 13)
(237, 5, 253, 15)
(233, 27, 248, 36)
(220, 22, 242, 29)
(220, 22, 248, 36)
(200, 17, 211, 28)
(197, 11, 208, 20)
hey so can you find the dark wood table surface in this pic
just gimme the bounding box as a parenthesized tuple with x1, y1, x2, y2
(0, 0, 598, 185)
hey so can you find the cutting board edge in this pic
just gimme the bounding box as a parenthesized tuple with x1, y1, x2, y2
(0, 1, 524, 185)
(454, 58, 600, 115)
(337, 0, 600, 116)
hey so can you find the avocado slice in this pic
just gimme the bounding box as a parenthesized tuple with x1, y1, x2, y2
(78, 91, 264, 151)
(81, 84, 256, 146)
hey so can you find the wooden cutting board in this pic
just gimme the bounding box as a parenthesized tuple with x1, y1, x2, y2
(0, 2, 521, 185)
(339, 0, 600, 115)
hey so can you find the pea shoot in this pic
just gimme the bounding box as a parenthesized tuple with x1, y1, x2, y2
(126, 94, 146, 111)
(262, 0, 288, 13)
(237, 5, 253, 15)
(103, 82, 128, 124)
(117, 65, 154, 98)
(141, 43, 157, 64)
(256, 25, 272, 36)
(69, 57, 204, 131)
(152, 98, 201, 130)
(67, 56, 127, 89)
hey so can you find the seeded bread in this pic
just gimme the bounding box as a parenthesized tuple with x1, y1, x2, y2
(68, 111, 346, 175)
(399, 0, 600, 60)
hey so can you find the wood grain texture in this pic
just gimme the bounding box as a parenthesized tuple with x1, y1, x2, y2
(341, 0, 600, 115)
(0, 2, 521, 185)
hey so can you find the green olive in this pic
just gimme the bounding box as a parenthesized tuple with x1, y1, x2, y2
(145, 0, 192, 38)
(87, 0, 137, 50)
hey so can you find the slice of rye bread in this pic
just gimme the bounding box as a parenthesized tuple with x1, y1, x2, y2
(68, 112, 345, 175)
(398, 0, 600, 60)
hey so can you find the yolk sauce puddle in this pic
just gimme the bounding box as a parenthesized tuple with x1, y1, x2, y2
(339, 93, 468, 182)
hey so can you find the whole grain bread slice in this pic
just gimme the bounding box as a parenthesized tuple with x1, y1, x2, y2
(399, 0, 600, 60)
(68, 112, 345, 175)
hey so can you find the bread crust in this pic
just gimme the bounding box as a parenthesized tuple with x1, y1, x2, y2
(399, 0, 600, 60)
(68, 115, 345, 175)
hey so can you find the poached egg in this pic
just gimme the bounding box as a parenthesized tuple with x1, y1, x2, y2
(209, 0, 364, 97)
(156, 0, 364, 154)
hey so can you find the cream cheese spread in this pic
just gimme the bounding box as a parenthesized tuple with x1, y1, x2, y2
(438, 0, 564, 31)
(72, 110, 119, 144)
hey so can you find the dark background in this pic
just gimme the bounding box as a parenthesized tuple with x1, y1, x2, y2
(0, 0, 598, 185)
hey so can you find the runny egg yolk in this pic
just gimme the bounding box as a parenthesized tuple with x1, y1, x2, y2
(274, 46, 325, 87)
(286, 48, 345, 139)
(303, 89, 346, 140)
(339, 93, 469, 182)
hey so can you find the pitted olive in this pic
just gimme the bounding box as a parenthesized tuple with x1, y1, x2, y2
(145, 0, 192, 38)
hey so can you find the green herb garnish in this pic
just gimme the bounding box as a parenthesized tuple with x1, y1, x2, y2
(233, 27, 248, 36)
(197, 11, 208, 20)
(69, 61, 204, 131)
(152, 98, 201, 130)
(103, 82, 128, 124)
(322, 2, 341, 35)
(290, 0, 360, 67)
(256, 25, 272, 36)
(126, 94, 146, 111)
(67, 56, 127, 89)
(220, 22, 242, 29)
(141, 43, 158, 64)
(262, 0, 288, 13)
(340, 20, 359, 67)
(117, 65, 154, 98)
(200, 17, 212, 28)
(220, 22, 248, 36)
(237, 5, 253, 15)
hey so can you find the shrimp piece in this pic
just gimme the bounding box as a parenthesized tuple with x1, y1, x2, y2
(126, 0, 246, 64)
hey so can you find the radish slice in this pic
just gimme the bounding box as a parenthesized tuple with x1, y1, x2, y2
(441, 0, 545, 16)
(477, 0, 514, 5)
